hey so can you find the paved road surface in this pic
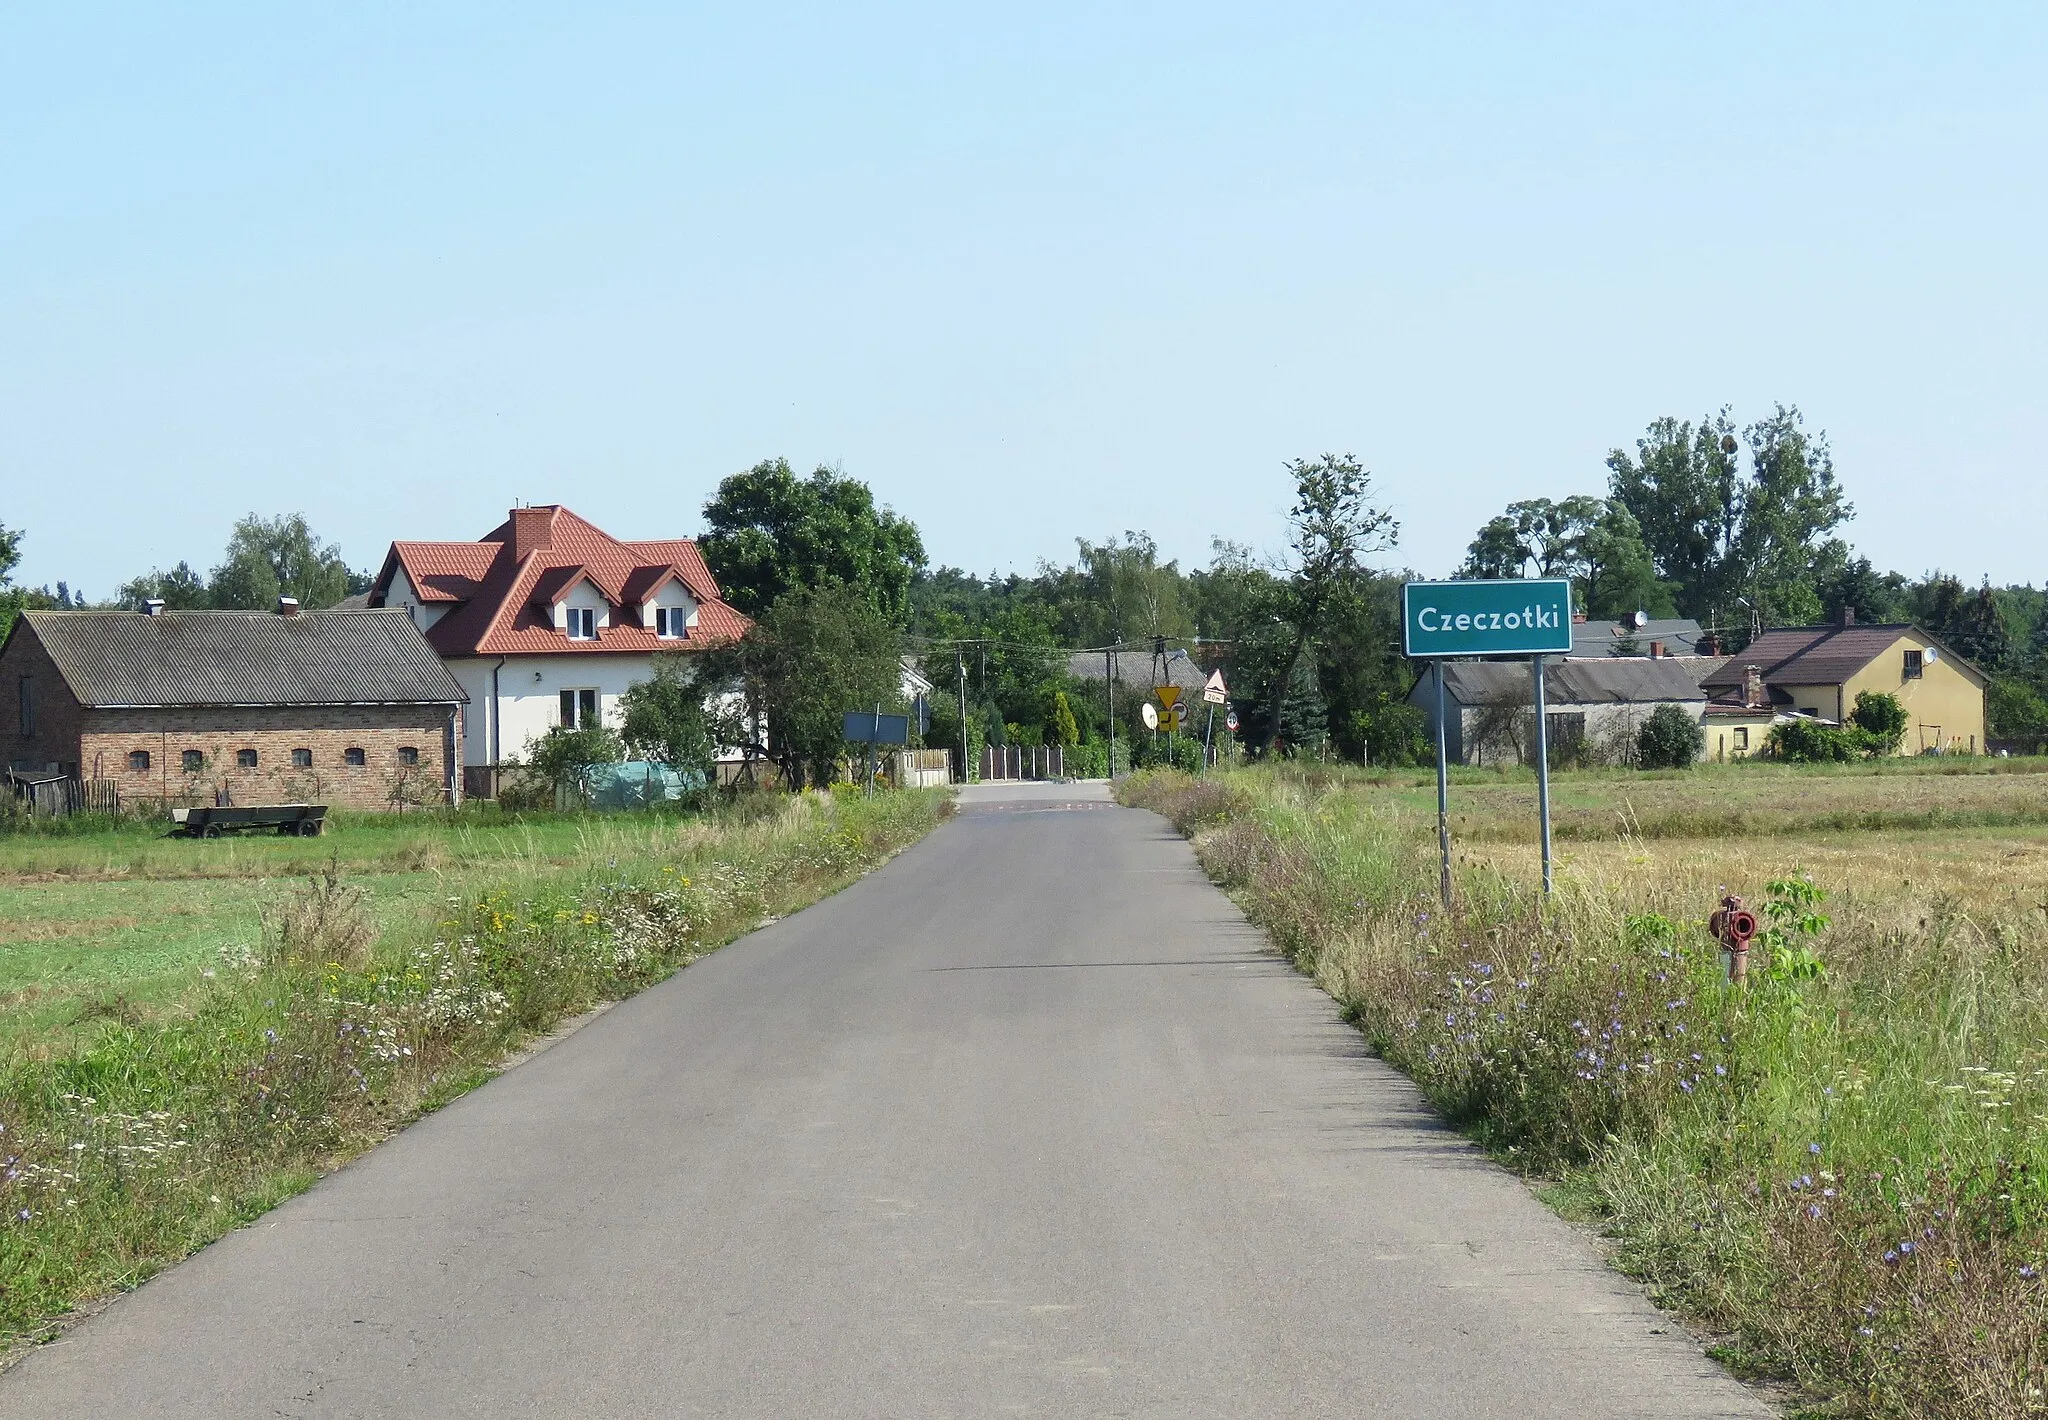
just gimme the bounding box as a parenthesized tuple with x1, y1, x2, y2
(1, 781, 1767, 1418)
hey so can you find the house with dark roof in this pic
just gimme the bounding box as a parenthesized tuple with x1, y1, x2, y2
(1694, 611, 1987, 756)
(367, 506, 750, 785)
(1409, 657, 1708, 766)
(1, 605, 467, 809)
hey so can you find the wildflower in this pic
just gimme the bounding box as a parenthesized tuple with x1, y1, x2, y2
(15, 1209, 28, 1221)
(1883, 1250, 1899, 1264)
(1807, 1205, 1822, 1219)
(1858, 1326, 1874, 1337)
(1809, 1142, 1822, 1155)
(1899, 1241, 1915, 1256)
(2022, 1265, 2039, 1280)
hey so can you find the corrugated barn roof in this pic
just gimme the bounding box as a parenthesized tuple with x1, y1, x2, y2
(1438, 657, 1707, 707)
(20, 609, 467, 707)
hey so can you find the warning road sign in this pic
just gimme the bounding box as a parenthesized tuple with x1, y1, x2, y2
(1202, 670, 1226, 705)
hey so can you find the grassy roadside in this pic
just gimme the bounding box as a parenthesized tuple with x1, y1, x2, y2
(1121, 766, 2047, 1420)
(0, 788, 949, 1351)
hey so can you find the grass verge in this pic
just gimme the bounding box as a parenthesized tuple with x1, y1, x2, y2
(1121, 766, 2047, 1420)
(0, 788, 948, 1351)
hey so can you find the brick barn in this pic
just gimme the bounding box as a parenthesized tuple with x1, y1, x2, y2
(2, 605, 467, 811)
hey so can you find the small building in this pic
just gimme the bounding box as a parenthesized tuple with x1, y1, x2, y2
(368, 505, 750, 793)
(1409, 657, 1707, 766)
(2, 605, 467, 810)
(1695, 613, 1988, 756)
(1568, 615, 1707, 659)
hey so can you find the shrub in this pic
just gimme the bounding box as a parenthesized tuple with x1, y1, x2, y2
(1768, 718, 1864, 763)
(1636, 703, 1705, 769)
(1849, 689, 1908, 755)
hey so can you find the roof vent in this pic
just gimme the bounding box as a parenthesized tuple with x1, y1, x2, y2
(276, 597, 301, 617)
(142, 598, 166, 616)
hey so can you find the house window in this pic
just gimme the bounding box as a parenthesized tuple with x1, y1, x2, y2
(1903, 649, 1924, 679)
(291, 748, 313, 768)
(560, 688, 599, 729)
(182, 749, 204, 773)
(237, 748, 258, 768)
(655, 606, 688, 638)
(344, 747, 366, 767)
(566, 607, 598, 640)
(397, 745, 419, 766)
(16, 676, 31, 736)
(128, 750, 151, 772)
(1733, 727, 1749, 751)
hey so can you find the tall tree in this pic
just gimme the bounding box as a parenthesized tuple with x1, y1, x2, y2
(1259, 453, 1398, 756)
(1065, 532, 1193, 646)
(1606, 405, 1851, 630)
(117, 561, 212, 610)
(1458, 496, 1671, 619)
(700, 460, 926, 624)
(208, 513, 354, 609)
(710, 583, 904, 790)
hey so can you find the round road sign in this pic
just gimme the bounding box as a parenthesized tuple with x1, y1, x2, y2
(1225, 708, 1239, 732)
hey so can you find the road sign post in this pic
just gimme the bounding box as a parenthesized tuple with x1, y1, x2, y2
(1403, 579, 1572, 903)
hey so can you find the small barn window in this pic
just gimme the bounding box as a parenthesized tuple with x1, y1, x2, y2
(128, 750, 151, 772)
(236, 748, 258, 769)
(1903, 649, 1924, 679)
(182, 750, 204, 773)
(1734, 727, 1749, 751)
(397, 745, 419, 766)
(344, 747, 366, 767)
(291, 748, 313, 768)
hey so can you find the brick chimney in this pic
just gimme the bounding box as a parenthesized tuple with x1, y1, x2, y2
(510, 506, 554, 561)
(1744, 664, 1765, 709)
(1836, 605, 1855, 628)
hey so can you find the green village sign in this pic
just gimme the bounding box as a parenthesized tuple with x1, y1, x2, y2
(1401, 578, 1573, 658)
(1403, 577, 1574, 903)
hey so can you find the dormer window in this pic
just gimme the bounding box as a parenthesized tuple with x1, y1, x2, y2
(655, 606, 689, 639)
(566, 607, 598, 640)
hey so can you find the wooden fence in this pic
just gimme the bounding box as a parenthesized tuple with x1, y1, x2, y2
(890, 749, 953, 788)
(979, 745, 1065, 782)
(8, 777, 122, 817)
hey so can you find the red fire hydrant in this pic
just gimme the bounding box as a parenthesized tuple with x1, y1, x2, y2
(1708, 895, 1760, 983)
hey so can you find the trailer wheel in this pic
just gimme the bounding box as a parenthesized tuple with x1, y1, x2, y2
(200, 824, 223, 839)
(296, 819, 322, 837)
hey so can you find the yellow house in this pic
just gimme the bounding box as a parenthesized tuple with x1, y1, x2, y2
(1698, 614, 1988, 756)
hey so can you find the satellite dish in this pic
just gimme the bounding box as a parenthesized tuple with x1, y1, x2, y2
(1632, 610, 1650, 629)
(1140, 702, 1159, 731)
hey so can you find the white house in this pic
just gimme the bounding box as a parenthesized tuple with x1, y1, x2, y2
(369, 505, 750, 792)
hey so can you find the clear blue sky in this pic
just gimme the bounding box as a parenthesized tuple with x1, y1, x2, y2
(4, 3, 2043, 597)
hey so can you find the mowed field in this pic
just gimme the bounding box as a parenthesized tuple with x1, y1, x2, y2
(0, 812, 733, 1050)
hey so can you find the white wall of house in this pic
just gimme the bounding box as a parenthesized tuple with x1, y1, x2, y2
(1451, 699, 1704, 766)
(448, 655, 653, 766)
(385, 568, 449, 631)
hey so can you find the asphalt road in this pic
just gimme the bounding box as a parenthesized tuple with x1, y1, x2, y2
(0, 781, 1768, 1418)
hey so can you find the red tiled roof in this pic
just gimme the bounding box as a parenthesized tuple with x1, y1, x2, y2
(373, 506, 750, 657)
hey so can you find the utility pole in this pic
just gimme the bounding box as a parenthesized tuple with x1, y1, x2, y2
(956, 650, 969, 784)
(1105, 647, 1116, 778)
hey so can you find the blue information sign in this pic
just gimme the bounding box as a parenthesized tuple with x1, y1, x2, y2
(842, 711, 910, 746)
(1401, 578, 1573, 658)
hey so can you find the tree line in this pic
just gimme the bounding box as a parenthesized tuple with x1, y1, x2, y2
(8, 405, 2047, 779)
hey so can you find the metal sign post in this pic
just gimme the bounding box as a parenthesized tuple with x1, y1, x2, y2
(1402, 578, 1572, 904)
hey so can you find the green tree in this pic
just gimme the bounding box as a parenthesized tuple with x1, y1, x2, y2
(517, 722, 627, 802)
(0, 521, 22, 637)
(1459, 497, 1673, 620)
(1988, 679, 2048, 752)
(1849, 690, 1908, 755)
(712, 583, 904, 790)
(700, 460, 927, 624)
(1915, 575, 2012, 670)
(209, 513, 354, 609)
(1636, 704, 1706, 769)
(1606, 405, 1850, 628)
(117, 561, 212, 610)
(1065, 532, 1193, 646)
(1047, 691, 1080, 747)
(1258, 453, 1398, 756)
(619, 656, 718, 783)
